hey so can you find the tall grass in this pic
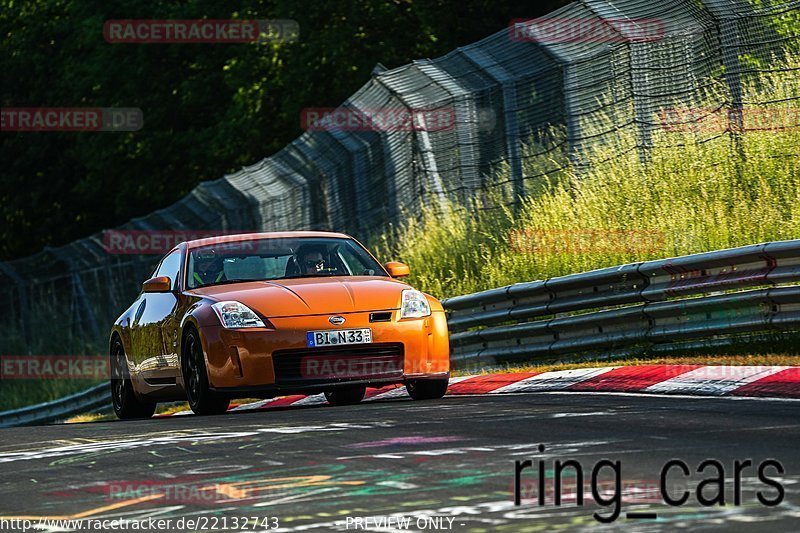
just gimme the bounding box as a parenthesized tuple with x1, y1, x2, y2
(374, 53, 799, 298)
(0, 322, 107, 411)
(3, 54, 798, 411)
(0, 378, 103, 412)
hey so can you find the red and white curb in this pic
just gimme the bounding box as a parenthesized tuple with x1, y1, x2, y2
(156, 365, 799, 417)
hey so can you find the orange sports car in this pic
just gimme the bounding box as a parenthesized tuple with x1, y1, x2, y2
(109, 231, 450, 418)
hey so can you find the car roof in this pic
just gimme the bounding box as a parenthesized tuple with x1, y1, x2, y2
(184, 231, 353, 249)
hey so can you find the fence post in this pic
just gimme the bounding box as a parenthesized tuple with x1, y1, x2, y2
(703, 1, 746, 164)
(323, 126, 371, 235)
(521, 29, 583, 176)
(373, 76, 450, 213)
(415, 61, 483, 200)
(71, 271, 101, 342)
(719, 17, 746, 162)
(0, 262, 31, 346)
(412, 113, 449, 210)
(581, 0, 654, 164)
(459, 47, 525, 206)
(562, 63, 586, 173)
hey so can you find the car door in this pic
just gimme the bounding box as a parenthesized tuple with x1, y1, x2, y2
(129, 249, 183, 381)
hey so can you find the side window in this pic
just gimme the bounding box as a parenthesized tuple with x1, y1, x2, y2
(155, 250, 182, 290)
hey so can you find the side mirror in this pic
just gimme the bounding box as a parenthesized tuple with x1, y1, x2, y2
(384, 261, 410, 278)
(142, 276, 172, 293)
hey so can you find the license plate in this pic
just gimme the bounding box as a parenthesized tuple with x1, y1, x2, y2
(307, 328, 372, 347)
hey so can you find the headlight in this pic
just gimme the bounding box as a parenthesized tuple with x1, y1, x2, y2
(400, 289, 431, 319)
(211, 301, 266, 328)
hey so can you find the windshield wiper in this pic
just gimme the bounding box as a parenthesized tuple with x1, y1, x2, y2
(194, 278, 265, 288)
(279, 273, 345, 280)
(196, 273, 362, 287)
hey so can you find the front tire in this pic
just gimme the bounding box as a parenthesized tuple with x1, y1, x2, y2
(406, 378, 449, 400)
(182, 328, 230, 416)
(110, 337, 157, 420)
(325, 386, 366, 406)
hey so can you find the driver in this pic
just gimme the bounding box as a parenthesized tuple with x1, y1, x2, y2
(192, 254, 225, 286)
(298, 247, 327, 275)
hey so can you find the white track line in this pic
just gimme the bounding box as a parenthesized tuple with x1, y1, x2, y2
(161, 366, 798, 418)
(364, 375, 475, 401)
(489, 367, 617, 394)
(364, 387, 411, 402)
(645, 365, 790, 396)
(288, 393, 327, 407)
(527, 390, 800, 403)
(230, 399, 272, 411)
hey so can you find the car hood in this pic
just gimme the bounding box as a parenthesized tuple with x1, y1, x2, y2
(187, 276, 411, 317)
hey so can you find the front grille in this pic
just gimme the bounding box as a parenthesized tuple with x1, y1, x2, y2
(273, 343, 404, 385)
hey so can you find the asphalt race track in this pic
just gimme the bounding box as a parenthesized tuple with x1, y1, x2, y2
(0, 393, 798, 532)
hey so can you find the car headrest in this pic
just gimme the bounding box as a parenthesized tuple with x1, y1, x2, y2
(285, 256, 301, 277)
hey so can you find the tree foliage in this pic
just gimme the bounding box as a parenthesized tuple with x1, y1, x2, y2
(0, 0, 566, 260)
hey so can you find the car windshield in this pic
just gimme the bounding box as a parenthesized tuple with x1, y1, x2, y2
(186, 236, 387, 288)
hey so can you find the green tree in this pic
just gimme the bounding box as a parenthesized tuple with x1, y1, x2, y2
(0, 0, 566, 260)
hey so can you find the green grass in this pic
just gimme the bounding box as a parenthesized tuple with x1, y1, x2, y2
(0, 378, 104, 412)
(3, 53, 799, 413)
(0, 322, 106, 411)
(373, 53, 800, 298)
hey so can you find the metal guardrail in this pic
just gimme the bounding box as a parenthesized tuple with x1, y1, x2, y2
(442, 240, 800, 367)
(0, 382, 109, 428)
(3, 0, 798, 347)
(1, 240, 797, 427)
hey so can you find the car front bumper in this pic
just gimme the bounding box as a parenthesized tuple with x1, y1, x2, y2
(200, 309, 450, 392)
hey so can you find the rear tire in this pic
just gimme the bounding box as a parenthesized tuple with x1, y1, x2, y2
(325, 386, 366, 406)
(182, 328, 230, 416)
(406, 378, 449, 400)
(110, 337, 157, 420)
